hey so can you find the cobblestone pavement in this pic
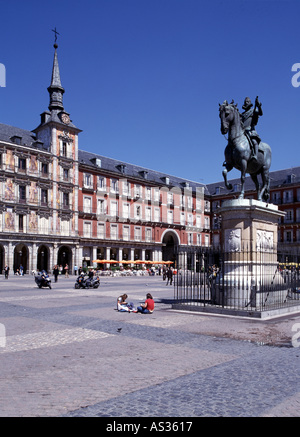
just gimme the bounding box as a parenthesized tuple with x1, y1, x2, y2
(0, 274, 299, 417)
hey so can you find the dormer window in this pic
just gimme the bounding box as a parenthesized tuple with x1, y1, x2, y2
(139, 170, 148, 179)
(11, 135, 22, 145)
(90, 157, 101, 167)
(161, 176, 170, 185)
(286, 174, 295, 184)
(116, 164, 126, 174)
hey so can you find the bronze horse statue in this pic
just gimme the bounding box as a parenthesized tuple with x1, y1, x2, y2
(219, 100, 271, 202)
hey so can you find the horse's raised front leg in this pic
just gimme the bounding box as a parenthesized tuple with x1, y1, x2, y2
(222, 162, 233, 191)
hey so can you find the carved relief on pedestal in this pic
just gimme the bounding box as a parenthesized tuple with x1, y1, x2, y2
(256, 230, 273, 252)
(225, 229, 241, 252)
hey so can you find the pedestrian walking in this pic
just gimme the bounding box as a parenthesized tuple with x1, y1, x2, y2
(4, 265, 9, 279)
(64, 264, 69, 278)
(53, 265, 59, 282)
(166, 267, 173, 285)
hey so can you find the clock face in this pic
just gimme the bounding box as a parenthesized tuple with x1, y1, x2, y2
(61, 113, 70, 124)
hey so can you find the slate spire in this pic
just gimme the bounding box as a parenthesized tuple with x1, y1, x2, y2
(47, 42, 65, 112)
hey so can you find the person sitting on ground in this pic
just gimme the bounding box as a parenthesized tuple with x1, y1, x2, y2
(137, 293, 155, 314)
(117, 294, 137, 312)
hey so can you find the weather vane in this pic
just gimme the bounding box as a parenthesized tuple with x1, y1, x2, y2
(52, 27, 60, 44)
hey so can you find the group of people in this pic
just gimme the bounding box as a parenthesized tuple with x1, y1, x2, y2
(117, 293, 155, 314)
(52, 264, 70, 282)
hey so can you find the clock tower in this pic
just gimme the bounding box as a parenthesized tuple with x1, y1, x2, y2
(33, 40, 81, 245)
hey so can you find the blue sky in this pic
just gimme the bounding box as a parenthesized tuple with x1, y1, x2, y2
(1, 0, 300, 185)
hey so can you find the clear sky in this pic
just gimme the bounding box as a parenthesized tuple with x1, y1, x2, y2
(1, 0, 300, 185)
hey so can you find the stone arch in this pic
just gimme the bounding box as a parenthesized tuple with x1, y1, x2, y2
(57, 245, 72, 273)
(14, 244, 29, 274)
(37, 245, 50, 273)
(161, 230, 180, 262)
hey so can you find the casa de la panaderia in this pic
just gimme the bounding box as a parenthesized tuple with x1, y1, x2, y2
(0, 42, 209, 274)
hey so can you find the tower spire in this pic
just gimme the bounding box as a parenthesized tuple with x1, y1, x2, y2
(48, 31, 65, 112)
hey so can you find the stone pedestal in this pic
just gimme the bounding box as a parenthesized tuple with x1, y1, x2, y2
(217, 199, 285, 308)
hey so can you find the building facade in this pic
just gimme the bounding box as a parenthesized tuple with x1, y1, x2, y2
(0, 43, 210, 274)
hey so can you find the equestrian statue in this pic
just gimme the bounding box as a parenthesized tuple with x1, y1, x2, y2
(219, 97, 271, 202)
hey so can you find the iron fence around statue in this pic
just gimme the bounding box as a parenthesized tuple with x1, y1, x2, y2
(173, 245, 300, 314)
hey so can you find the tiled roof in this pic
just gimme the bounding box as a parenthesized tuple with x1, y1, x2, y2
(206, 166, 300, 196)
(0, 123, 39, 148)
(78, 148, 209, 194)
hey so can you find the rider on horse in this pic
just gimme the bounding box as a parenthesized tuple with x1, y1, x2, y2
(240, 96, 263, 161)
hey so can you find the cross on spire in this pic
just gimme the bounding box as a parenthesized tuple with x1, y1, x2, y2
(52, 27, 60, 45)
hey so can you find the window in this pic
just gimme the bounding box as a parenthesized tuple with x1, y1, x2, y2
(167, 210, 173, 224)
(146, 187, 151, 201)
(188, 233, 193, 245)
(188, 213, 193, 226)
(61, 220, 69, 236)
(167, 192, 173, 205)
(154, 208, 160, 222)
(110, 200, 118, 217)
(180, 212, 185, 225)
(83, 196, 92, 213)
(63, 192, 69, 209)
(18, 214, 24, 232)
(145, 228, 152, 242)
(285, 210, 293, 223)
(41, 189, 48, 206)
(285, 230, 292, 243)
(122, 180, 130, 196)
(123, 203, 130, 219)
(204, 216, 210, 229)
(135, 205, 141, 220)
(272, 191, 281, 204)
(40, 217, 48, 234)
(62, 141, 67, 157)
(19, 185, 26, 203)
(42, 163, 48, 176)
(134, 184, 142, 198)
(134, 226, 141, 241)
(283, 190, 293, 204)
(97, 223, 105, 239)
(123, 225, 130, 241)
(63, 168, 69, 181)
(84, 173, 93, 188)
(97, 199, 105, 215)
(18, 158, 26, 172)
(97, 176, 106, 191)
(145, 207, 151, 221)
(111, 178, 119, 193)
(205, 234, 209, 247)
(196, 216, 201, 228)
(110, 224, 118, 239)
(83, 222, 92, 238)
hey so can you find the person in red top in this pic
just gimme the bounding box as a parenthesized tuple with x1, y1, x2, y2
(137, 293, 155, 314)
